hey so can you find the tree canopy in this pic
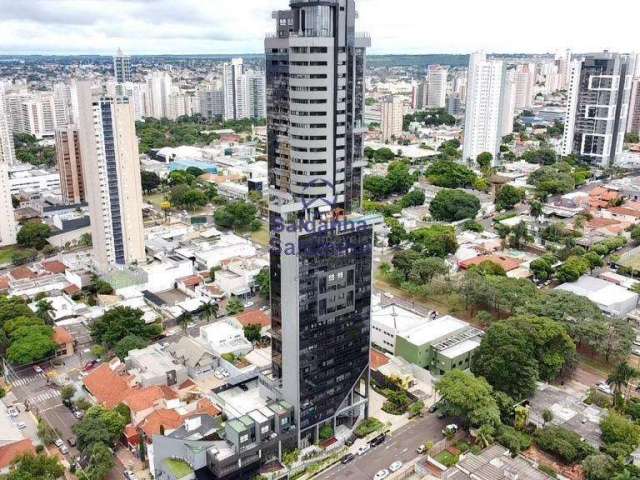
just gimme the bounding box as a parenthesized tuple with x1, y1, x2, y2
(3, 453, 64, 480)
(409, 225, 458, 257)
(429, 189, 480, 221)
(16, 221, 51, 250)
(90, 307, 161, 348)
(214, 201, 260, 231)
(425, 160, 477, 188)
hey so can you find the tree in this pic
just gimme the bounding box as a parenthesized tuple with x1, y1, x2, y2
(392, 249, 422, 279)
(400, 189, 426, 208)
(534, 426, 596, 463)
(430, 189, 480, 221)
(214, 201, 258, 230)
(373, 147, 395, 162)
(625, 132, 640, 144)
(521, 148, 557, 165)
(425, 160, 477, 188)
(408, 257, 449, 284)
(363, 175, 390, 199)
(82, 441, 115, 480)
(600, 412, 640, 457)
(35, 299, 54, 321)
(409, 225, 458, 257)
(556, 255, 590, 283)
(140, 171, 161, 193)
(255, 267, 270, 299)
(542, 409, 554, 426)
(471, 321, 539, 400)
(6, 329, 56, 365)
(90, 306, 161, 348)
(386, 161, 415, 194)
(61, 384, 76, 404)
(495, 425, 532, 456)
(16, 221, 51, 250)
(73, 406, 127, 452)
(607, 362, 640, 401)
(530, 200, 543, 219)
(226, 298, 244, 316)
(114, 335, 149, 360)
(495, 185, 525, 211)
(436, 370, 500, 428)
(201, 301, 219, 321)
(169, 184, 207, 211)
(3, 453, 64, 480)
(470, 260, 506, 277)
(476, 152, 493, 170)
(243, 324, 262, 343)
(36, 418, 58, 445)
(530, 257, 554, 282)
(463, 219, 484, 232)
(319, 424, 334, 441)
(582, 454, 618, 480)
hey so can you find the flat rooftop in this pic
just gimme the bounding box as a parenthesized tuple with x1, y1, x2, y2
(400, 315, 469, 347)
(439, 339, 481, 359)
(371, 303, 425, 332)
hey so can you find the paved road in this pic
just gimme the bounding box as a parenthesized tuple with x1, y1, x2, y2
(316, 414, 448, 480)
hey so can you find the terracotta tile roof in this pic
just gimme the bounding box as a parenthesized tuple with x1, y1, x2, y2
(124, 424, 138, 440)
(370, 350, 390, 371)
(84, 363, 134, 408)
(0, 276, 9, 290)
(587, 217, 620, 229)
(193, 398, 222, 417)
(236, 310, 271, 328)
(41, 260, 66, 274)
(459, 254, 522, 272)
(177, 275, 203, 288)
(207, 285, 224, 297)
(123, 386, 168, 413)
(178, 379, 197, 390)
(607, 206, 640, 218)
(53, 326, 73, 346)
(9, 266, 36, 280)
(140, 408, 184, 438)
(0, 439, 35, 469)
(64, 284, 81, 295)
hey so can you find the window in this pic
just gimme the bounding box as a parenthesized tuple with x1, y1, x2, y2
(240, 434, 249, 443)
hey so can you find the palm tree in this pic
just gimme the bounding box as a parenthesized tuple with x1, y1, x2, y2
(607, 361, 639, 403)
(201, 301, 219, 321)
(36, 299, 54, 322)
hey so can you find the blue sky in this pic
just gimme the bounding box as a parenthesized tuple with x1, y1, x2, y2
(0, 0, 638, 55)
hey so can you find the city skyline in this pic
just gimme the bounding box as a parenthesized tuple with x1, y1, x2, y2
(1, 0, 639, 56)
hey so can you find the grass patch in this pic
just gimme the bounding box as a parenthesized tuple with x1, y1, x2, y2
(434, 450, 459, 467)
(144, 192, 167, 209)
(164, 459, 193, 479)
(250, 222, 269, 246)
(0, 246, 17, 265)
(354, 417, 384, 438)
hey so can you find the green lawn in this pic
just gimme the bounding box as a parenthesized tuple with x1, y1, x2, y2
(0, 246, 17, 266)
(144, 192, 167, 209)
(434, 450, 459, 467)
(164, 459, 193, 479)
(250, 222, 269, 247)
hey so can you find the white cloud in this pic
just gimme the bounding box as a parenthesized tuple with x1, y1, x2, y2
(0, 0, 638, 55)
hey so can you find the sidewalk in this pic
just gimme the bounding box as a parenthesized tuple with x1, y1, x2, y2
(368, 389, 411, 432)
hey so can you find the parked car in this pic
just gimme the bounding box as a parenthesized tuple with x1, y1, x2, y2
(374, 469, 389, 480)
(442, 424, 458, 436)
(369, 433, 386, 447)
(124, 471, 138, 480)
(389, 461, 403, 472)
(33, 365, 43, 374)
(16, 422, 26, 430)
(73, 410, 84, 419)
(83, 360, 98, 372)
(597, 382, 613, 395)
(55, 439, 68, 455)
(356, 444, 370, 456)
(428, 402, 440, 413)
(416, 444, 427, 454)
(244, 301, 255, 308)
(341, 453, 355, 464)
(67, 437, 76, 447)
(7, 406, 19, 417)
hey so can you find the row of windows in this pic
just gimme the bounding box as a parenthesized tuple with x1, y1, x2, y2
(290, 86, 327, 92)
(291, 47, 329, 53)
(290, 122, 327, 129)
(290, 98, 327, 104)
(290, 73, 327, 79)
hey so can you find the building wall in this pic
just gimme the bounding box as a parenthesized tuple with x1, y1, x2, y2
(0, 93, 17, 247)
(55, 125, 85, 204)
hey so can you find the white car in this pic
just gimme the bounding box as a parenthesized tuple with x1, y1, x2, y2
(356, 444, 370, 456)
(33, 365, 43, 374)
(374, 469, 389, 480)
(389, 461, 403, 472)
(597, 382, 613, 395)
(16, 422, 26, 430)
(221, 369, 230, 378)
(214, 370, 224, 380)
(244, 301, 255, 308)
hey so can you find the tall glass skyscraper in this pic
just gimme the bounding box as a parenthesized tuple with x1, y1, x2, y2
(264, 0, 380, 447)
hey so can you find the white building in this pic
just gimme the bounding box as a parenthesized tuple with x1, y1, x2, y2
(77, 82, 145, 269)
(223, 58, 266, 121)
(370, 299, 425, 353)
(199, 322, 253, 357)
(556, 275, 639, 317)
(0, 92, 17, 246)
(514, 63, 536, 109)
(380, 95, 404, 142)
(426, 65, 448, 108)
(463, 52, 514, 163)
(146, 71, 173, 119)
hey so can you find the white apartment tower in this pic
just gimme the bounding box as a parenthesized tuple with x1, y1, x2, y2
(223, 58, 266, 120)
(146, 71, 172, 119)
(380, 95, 404, 142)
(426, 65, 448, 108)
(77, 82, 145, 269)
(514, 63, 536, 109)
(562, 52, 636, 166)
(628, 78, 640, 136)
(0, 93, 17, 246)
(463, 52, 513, 163)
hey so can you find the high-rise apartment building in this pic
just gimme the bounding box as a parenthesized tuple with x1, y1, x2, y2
(627, 78, 640, 136)
(265, 0, 378, 447)
(500, 69, 517, 137)
(514, 63, 536, 109)
(426, 65, 448, 108)
(463, 52, 514, 163)
(146, 71, 173, 119)
(199, 87, 225, 120)
(114, 48, 132, 85)
(223, 58, 266, 121)
(55, 125, 85, 204)
(77, 82, 145, 269)
(562, 52, 636, 166)
(380, 95, 404, 142)
(0, 92, 17, 247)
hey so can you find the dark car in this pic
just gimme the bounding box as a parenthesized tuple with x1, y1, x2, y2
(428, 403, 439, 413)
(341, 453, 355, 464)
(369, 433, 386, 447)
